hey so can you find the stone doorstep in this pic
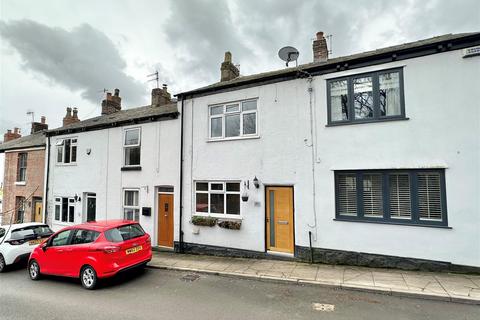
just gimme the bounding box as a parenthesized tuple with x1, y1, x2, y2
(146, 263, 480, 305)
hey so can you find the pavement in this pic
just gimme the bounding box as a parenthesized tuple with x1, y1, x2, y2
(149, 251, 480, 305)
(1, 265, 479, 320)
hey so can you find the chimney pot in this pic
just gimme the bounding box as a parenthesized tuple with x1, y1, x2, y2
(41, 116, 46, 124)
(14, 127, 19, 134)
(102, 90, 122, 115)
(4, 128, 22, 142)
(114, 88, 120, 97)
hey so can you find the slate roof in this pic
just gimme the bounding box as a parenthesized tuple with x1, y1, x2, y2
(0, 131, 46, 153)
(47, 103, 179, 136)
(177, 32, 480, 98)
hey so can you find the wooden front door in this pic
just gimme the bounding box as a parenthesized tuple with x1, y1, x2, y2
(34, 200, 42, 223)
(157, 194, 174, 247)
(266, 187, 294, 254)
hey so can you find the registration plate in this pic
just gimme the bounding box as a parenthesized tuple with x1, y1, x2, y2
(126, 245, 143, 255)
(28, 238, 44, 246)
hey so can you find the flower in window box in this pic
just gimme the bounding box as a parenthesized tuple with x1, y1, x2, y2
(191, 216, 217, 227)
(217, 220, 242, 230)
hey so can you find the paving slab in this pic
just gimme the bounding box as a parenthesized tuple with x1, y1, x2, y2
(148, 251, 480, 305)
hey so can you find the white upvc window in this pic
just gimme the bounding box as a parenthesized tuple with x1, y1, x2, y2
(123, 189, 140, 221)
(209, 99, 258, 140)
(123, 128, 141, 166)
(195, 181, 241, 217)
(54, 197, 75, 223)
(56, 138, 77, 164)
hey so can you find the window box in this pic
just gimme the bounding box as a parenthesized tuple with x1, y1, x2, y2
(334, 169, 448, 227)
(209, 99, 258, 140)
(191, 216, 218, 227)
(217, 220, 242, 230)
(327, 68, 406, 125)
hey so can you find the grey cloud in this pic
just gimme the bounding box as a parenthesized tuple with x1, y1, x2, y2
(0, 20, 147, 106)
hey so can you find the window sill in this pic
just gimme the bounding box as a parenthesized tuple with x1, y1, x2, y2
(333, 218, 451, 229)
(207, 135, 260, 143)
(326, 117, 409, 127)
(53, 221, 74, 226)
(56, 163, 77, 167)
(14, 181, 26, 186)
(121, 166, 142, 171)
(193, 214, 243, 220)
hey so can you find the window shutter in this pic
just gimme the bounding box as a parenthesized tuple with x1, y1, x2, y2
(337, 175, 357, 216)
(363, 174, 383, 216)
(389, 174, 411, 218)
(418, 173, 442, 220)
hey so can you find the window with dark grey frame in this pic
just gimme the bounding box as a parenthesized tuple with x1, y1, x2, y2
(334, 169, 448, 227)
(327, 68, 406, 125)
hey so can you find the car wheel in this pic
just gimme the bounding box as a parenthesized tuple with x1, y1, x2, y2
(0, 254, 5, 273)
(81, 265, 97, 290)
(29, 260, 41, 280)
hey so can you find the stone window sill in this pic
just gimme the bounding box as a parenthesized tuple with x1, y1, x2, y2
(14, 181, 26, 186)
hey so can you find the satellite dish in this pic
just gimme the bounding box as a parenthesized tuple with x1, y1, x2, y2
(278, 46, 299, 67)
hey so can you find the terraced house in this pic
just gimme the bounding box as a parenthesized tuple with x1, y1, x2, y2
(45, 87, 181, 249)
(0, 118, 49, 225)
(175, 32, 480, 272)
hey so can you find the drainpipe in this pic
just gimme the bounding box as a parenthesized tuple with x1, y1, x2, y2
(178, 96, 185, 253)
(42, 135, 51, 225)
(305, 75, 318, 242)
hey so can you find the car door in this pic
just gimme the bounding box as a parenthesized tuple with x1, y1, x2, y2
(41, 229, 73, 275)
(67, 229, 100, 277)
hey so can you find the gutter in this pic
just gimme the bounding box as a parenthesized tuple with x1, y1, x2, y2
(178, 97, 185, 253)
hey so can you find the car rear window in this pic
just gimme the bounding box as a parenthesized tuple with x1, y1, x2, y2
(11, 225, 54, 240)
(104, 224, 145, 242)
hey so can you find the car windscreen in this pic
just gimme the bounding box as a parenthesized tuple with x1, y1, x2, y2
(11, 225, 54, 240)
(104, 224, 145, 242)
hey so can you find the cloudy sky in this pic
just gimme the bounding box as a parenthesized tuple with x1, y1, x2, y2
(0, 0, 479, 135)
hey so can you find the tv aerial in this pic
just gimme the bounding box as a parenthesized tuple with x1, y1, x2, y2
(278, 46, 299, 67)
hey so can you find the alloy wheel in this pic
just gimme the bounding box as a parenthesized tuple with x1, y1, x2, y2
(82, 267, 96, 289)
(29, 261, 39, 279)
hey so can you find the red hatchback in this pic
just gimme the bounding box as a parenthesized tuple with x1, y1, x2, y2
(28, 220, 152, 289)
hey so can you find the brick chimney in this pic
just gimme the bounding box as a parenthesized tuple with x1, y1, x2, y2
(101, 89, 122, 115)
(313, 31, 329, 63)
(63, 107, 80, 126)
(220, 51, 239, 82)
(4, 127, 21, 142)
(151, 84, 171, 107)
(31, 116, 48, 134)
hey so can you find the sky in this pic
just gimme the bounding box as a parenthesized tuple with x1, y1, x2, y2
(0, 0, 479, 136)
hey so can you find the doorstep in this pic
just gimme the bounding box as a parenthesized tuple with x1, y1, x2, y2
(148, 251, 480, 305)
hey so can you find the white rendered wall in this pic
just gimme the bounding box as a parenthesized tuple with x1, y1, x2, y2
(182, 49, 480, 267)
(47, 116, 181, 245)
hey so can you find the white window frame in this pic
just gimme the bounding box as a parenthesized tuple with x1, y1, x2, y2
(194, 181, 241, 218)
(123, 127, 141, 167)
(54, 196, 75, 223)
(123, 188, 140, 221)
(56, 137, 77, 165)
(17, 152, 28, 182)
(208, 99, 258, 140)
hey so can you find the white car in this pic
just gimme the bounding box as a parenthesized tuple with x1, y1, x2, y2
(0, 222, 53, 272)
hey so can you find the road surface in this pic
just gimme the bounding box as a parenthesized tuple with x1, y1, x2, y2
(0, 264, 478, 319)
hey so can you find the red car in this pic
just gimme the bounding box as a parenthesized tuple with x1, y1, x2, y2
(28, 220, 152, 289)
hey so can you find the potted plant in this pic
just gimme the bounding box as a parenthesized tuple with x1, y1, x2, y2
(191, 216, 217, 227)
(218, 220, 242, 230)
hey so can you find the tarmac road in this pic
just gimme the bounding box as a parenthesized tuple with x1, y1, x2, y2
(0, 264, 479, 320)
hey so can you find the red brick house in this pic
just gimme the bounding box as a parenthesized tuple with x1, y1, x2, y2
(0, 118, 48, 224)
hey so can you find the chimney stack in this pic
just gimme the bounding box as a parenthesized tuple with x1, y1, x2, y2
(101, 89, 122, 115)
(220, 51, 239, 82)
(31, 116, 48, 133)
(313, 31, 329, 63)
(151, 84, 172, 107)
(63, 107, 80, 126)
(4, 128, 22, 142)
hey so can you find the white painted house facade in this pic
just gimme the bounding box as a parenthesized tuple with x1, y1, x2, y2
(176, 32, 480, 271)
(46, 88, 181, 248)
